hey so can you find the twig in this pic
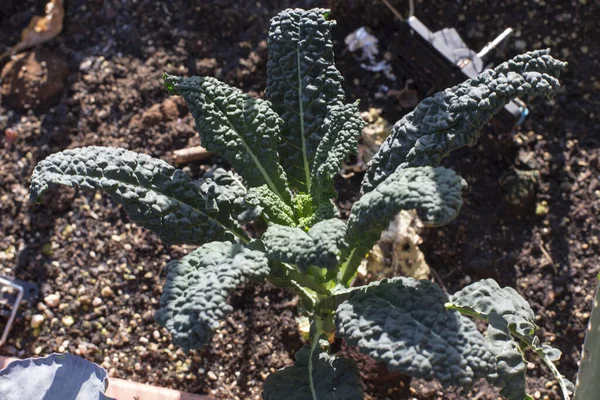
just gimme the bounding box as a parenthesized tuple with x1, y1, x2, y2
(429, 266, 448, 294)
(172, 146, 213, 165)
(379, 0, 405, 22)
(572, 202, 587, 216)
(539, 240, 556, 273)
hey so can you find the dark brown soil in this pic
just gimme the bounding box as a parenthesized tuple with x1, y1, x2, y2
(1, 0, 598, 399)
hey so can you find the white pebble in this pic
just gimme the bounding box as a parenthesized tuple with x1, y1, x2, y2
(44, 293, 60, 308)
(30, 314, 45, 328)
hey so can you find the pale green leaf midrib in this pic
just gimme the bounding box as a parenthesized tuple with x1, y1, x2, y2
(308, 328, 319, 400)
(201, 91, 287, 203)
(296, 41, 311, 193)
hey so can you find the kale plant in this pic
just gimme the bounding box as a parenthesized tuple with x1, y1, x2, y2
(30, 8, 570, 400)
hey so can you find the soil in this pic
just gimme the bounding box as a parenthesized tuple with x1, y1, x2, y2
(1, 0, 599, 399)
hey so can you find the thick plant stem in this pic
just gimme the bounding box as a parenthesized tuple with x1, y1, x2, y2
(339, 244, 370, 287)
(308, 316, 324, 400)
(574, 279, 600, 400)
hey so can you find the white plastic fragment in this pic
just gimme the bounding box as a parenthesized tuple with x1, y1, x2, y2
(344, 27, 396, 81)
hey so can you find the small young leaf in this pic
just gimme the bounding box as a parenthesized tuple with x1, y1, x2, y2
(346, 166, 466, 254)
(262, 345, 363, 400)
(262, 219, 347, 271)
(30, 146, 245, 245)
(0, 353, 113, 400)
(266, 8, 346, 192)
(155, 241, 270, 351)
(310, 101, 365, 206)
(244, 185, 296, 226)
(164, 74, 292, 204)
(290, 192, 340, 230)
(336, 277, 495, 392)
(362, 49, 567, 193)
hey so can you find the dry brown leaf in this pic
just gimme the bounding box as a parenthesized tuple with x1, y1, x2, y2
(355, 108, 392, 171)
(0, 0, 64, 61)
(358, 210, 430, 281)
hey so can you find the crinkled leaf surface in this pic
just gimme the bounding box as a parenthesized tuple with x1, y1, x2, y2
(0, 353, 113, 400)
(485, 312, 528, 400)
(199, 168, 247, 212)
(346, 166, 465, 253)
(266, 8, 346, 192)
(262, 345, 363, 400)
(291, 192, 339, 229)
(306, 201, 340, 228)
(243, 185, 296, 226)
(363, 49, 567, 192)
(310, 101, 364, 206)
(335, 277, 495, 391)
(449, 279, 537, 337)
(30, 146, 242, 245)
(164, 74, 291, 203)
(155, 241, 270, 351)
(198, 167, 252, 224)
(449, 279, 572, 398)
(262, 219, 347, 271)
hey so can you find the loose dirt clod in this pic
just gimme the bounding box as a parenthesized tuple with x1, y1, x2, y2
(0, 49, 68, 110)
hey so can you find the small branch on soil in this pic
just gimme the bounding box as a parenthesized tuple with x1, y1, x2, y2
(429, 266, 448, 294)
(172, 146, 213, 165)
(539, 240, 556, 273)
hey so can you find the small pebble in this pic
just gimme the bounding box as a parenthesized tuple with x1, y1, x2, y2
(78, 344, 88, 355)
(62, 316, 75, 327)
(30, 314, 45, 328)
(101, 287, 114, 297)
(207, 371, 217, 381)
(92, 297, 103, 307)
(44, 293, 60, 308)
(153, 330, 161, 340)
(44, 308, 54, 319)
